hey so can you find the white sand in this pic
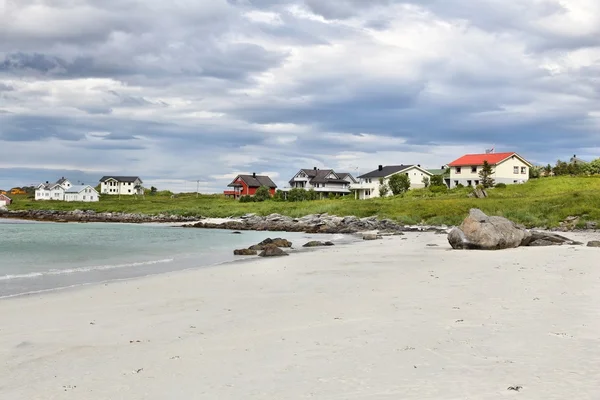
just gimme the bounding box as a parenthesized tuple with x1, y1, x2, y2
(1, 232, 600, 399)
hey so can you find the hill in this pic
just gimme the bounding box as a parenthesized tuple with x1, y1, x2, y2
(5, 176, 600, 228)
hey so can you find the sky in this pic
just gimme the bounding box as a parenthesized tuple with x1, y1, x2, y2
(1, 0, 599, 192)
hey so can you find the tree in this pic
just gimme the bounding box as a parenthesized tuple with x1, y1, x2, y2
(150, 186, 158, 195)
(430, 174, 445, 187)
(378, 177, 389, 197)
(543, 164, 553, 177)
(306, 188, 319, 200)
(422, 176, 430, 188)
(478, 161, 495, 188)
(254, 186, 271, 202)
(388, 173, 411, 195)
(529, 167, 540, 179)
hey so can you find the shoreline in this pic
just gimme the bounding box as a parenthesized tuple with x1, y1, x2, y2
(2, 232, 600, 399)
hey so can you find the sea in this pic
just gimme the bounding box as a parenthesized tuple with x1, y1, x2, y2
(0, 219, 347, 298)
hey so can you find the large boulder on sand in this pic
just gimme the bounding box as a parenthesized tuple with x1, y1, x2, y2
(448, 209, 532, 250)
(249, 238, 292, 250)
(233, 249, 258, 256)
(258, 244, 289, 257)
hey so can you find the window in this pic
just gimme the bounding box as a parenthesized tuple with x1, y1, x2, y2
(514, 180, 518, 183)
(456, 167, 462, 174)
(475, 180, 480, 185)
(454, 180, 459, 186)
(83, 196, 86, 200)
(471, 166, 477, 173)
(521, 167, 526, 174)
(467, 180, 472, 186)
(514, 166, 519, 174)
(128, 189, 131, 193)
(365, 190, 371, 196)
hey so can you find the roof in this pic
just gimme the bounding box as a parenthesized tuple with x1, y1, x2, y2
(358, 165, 413, 179)
(290, 168, 356, 185)
(37, 182, 64, 190)
(229, 174, 277, 188)
(56, 177, 69, 185)
(336, 173, 357, 182)
(99, 176, 142, 183)
(0, 193, 11, 200)
(65, 185, 97, 194)
(448, 152, 531, 167)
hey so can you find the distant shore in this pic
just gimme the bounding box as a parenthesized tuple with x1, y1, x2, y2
(2, 232, 600, 399)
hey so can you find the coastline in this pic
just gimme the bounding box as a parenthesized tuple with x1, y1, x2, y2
(2, 232, 600, 399)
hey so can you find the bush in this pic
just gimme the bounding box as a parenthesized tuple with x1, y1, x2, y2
(455, 183, 464, 189)
(389, 174, 411, 195)
(430, 175, 445, 187)
(306, 189, 319, 201)
(254, 186, 271, 202)
(430, 185, 447, 194)
(239, 195, 254, 203)
(495, 183, 507, 188)
(287, 188, 306, 202)
(328, 193, 336, 200)
(272, 190, 285, 201)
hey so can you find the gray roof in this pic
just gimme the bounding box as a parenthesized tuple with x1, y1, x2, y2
(56, 177, 69, 185)
(290, 168, 355, 185)
(100, 176, 142, 183)
(358, 165, 413, 179)
(65, 185, 97, 194)
(336, 173, 357, 183)
(229, 175, 277, 188)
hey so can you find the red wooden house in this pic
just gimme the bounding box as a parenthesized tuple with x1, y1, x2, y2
(0, 193, 12, 206)
(224, 173, 277, 199)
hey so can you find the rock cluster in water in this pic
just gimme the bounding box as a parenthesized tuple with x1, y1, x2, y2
(184, 213, 447, 234)
(0, 209, 197, 223)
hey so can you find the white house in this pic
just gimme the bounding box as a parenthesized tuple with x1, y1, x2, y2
(351, 164, 434, 200)
(99, 176, 143, 195)
(447, 152, 533, 188)
(64, 185, 100, 202)
(35, 177, 72, 201)
(0, 193, 11, 207)
(283, 168, 357, 197)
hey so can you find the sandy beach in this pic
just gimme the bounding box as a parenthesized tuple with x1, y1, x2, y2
(1, 231, 600, 399)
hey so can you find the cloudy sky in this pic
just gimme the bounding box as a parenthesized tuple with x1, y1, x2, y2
(1, 0, 599, 192)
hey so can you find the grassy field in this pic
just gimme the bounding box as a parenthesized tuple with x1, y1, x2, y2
(5, 176, 600, 228)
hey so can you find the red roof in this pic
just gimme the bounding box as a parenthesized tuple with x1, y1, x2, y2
(448, 152, 520, 167)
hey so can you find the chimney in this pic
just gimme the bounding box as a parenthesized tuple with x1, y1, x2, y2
(313, 167, 317, 170)
(573, 154, 576, 158)
(417, 164, 421, 167)
(252, 172, 256, 178)
(378, 165, 383, 171)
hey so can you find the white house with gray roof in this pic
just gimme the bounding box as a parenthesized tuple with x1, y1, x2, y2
(283, 167, 357, 197)
(99, 176, 143, 195)
(351, 164, 433, 200)
(64, 185, 99, 202)
(35, 177, 72, 201)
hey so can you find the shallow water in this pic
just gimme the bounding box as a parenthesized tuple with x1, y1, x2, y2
(0, 219, 347, 298)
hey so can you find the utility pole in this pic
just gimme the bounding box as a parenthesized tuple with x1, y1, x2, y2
(196, 180, 200, 198)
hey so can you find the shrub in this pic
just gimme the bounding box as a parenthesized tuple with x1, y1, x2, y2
(430, 185, 447, 194)
(389, 174, 411, 195)
(287, 188, 306, 202)
(239, 195, 254, 203)
(254, 186, 271, 202)
(306, 189, 319, 200)
(422, 176, 430, 188)
(272, 190, 285, 201)
(430, 175, 445, 186)
(495, 183, 507, 188)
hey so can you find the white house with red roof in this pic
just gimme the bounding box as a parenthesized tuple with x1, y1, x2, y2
(448, 152, 533, 188)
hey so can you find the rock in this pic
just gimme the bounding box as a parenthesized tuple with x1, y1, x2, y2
(258, 244, 289, 257)
(469, 188, 488, 198)
(448, 208, 531, 250)
(426, 244, 439, 247)
(250, 238, 292, 250)
(587, 241, 600, 247)
(560, 215, 580, 231)
(362, 234, 382, 241)
(233, 248, 257, 256)
(525, 231, 580, 246)
(585, 221, 598, 230)
(302, 240, 335, 247)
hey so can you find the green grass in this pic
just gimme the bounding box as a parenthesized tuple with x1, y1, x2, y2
(6, 176, 600, 228)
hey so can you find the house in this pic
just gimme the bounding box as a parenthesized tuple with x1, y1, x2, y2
(447, 152, 532, 188)
(35, 177, 72, 201)
(569, 154, 587, 165)
(10, 188, 26, 195)
(64, 185, 100, 202)
(283, 167, 357, 198)
(99, 176, 143, 195)
(0, 193, 12, 206)
(224, 173, 277, 199)
(351, 164, 434, 200)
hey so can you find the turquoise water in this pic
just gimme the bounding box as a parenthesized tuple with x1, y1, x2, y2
(0, 219, 344, 298)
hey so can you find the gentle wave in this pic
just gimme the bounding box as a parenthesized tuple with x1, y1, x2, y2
(0, 258, 174, 281)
